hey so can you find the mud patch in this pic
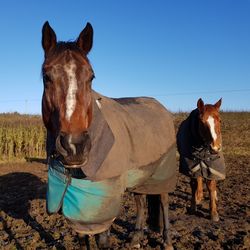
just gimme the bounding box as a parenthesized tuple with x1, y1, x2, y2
(0, 157, 249, 249)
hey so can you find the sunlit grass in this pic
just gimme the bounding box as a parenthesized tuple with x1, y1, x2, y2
(0, 111, 249, 162)
(0, 113, 46, 161)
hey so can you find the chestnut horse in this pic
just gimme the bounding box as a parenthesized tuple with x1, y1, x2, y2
(177, 98, 225, 221)
(41, 21, 176, 249)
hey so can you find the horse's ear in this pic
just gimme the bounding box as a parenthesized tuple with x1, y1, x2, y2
(197, 98, 205, 113)
(42, 21, 57, 56)
(214, 98, 222, 110)
(76, 22, 93, 54)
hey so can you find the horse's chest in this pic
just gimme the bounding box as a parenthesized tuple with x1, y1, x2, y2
(47, 160, 124, 234)
(46, 145, 176, 234)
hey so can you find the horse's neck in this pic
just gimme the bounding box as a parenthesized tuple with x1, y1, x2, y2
(189, 109, 204, 148)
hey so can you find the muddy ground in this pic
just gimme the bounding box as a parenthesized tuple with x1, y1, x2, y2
(0, 157, 248, 250)
(0, 113, 249, 249)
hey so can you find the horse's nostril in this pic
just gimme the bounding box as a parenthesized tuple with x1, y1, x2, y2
(211, 145, 221, 153)
(60, 133, 68, 148)
(56, 134, 68, 157)
(56, 132, 91, 163)
(57, 133, 76, 155)
(70, 132, 89, 144)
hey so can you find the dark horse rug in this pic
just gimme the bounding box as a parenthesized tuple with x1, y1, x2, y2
(177, 109, 226, 181)
(47, 91, 177, 234)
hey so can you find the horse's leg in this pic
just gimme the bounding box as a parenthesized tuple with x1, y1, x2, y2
(78, 231, 110, 250)
(160, 193, 173, 250)
(195, 176, 204, 204)
(97, 229, 110, 249)
(78, 233, 89, 250)
(206, 179, 219, 221)
(131, 193, 147, 247)
(190, 178, 197, 213)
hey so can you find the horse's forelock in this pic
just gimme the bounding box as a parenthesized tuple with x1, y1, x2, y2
(47, 41, 90, 59)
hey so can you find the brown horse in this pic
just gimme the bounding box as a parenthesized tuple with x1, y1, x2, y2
(41, 21, 176, 249)
(177, 98, 226, 222)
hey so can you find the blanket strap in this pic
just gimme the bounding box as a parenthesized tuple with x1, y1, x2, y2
(192, 146, 220, 162)
(190, 146, 225, 179)
(48, 155, 86, 179)
(191, 161, 226, 179)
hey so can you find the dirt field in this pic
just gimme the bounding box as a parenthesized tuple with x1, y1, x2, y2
(0, 112, 249, 249)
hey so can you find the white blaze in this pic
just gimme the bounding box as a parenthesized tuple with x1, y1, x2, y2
(68, 134, 76, 155)
(65, 62, 77, 121)
(207, 116, 217, 141)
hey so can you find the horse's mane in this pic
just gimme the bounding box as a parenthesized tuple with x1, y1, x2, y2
(53, 41, 84, 55)
(189, 109, 204, 147)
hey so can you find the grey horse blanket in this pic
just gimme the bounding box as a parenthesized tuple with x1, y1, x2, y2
(47, 90, 177, 234)
(80, 90, 177, 193)
(177, 109, 226, 180)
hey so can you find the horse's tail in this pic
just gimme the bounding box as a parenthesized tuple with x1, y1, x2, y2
(147, 194, 163, 232)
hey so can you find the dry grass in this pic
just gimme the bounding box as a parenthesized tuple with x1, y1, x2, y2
(220, 112, 250, 157)
(0, 111, 249, 162)
(0, 113, 46, 161)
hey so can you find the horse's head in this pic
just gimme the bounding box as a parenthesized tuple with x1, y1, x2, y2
(197, 98, 222, 153)
(41, 21, 94, 166)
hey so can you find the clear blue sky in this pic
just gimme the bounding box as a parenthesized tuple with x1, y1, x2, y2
(0, 0, 249, 113)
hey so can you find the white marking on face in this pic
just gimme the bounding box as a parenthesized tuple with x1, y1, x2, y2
(207, 116, 217, 141)
(68, 134, 76, 155)
(96, 99, 102, 109)
(65, 62, 78, 121)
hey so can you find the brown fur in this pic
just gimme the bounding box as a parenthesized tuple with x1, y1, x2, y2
(192, 98, 222, 221)
(42, 22, 94, 136)
(197, 98, 222, 152)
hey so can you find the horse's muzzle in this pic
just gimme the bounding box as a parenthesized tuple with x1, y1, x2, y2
(56, 131, 91, 167)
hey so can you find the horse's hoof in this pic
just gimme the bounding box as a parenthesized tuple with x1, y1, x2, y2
(98, 233, 111, 249)
(196, 197, 203, 205)
(130, 230, 143, 248)
(195, 194, 203, 205)
(164, 243, 174, 250)
(211, 213, 219, 222)
(188, 205, 197, 214)
(98, 240, 110, 249)
(132, 243, 141, 249)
